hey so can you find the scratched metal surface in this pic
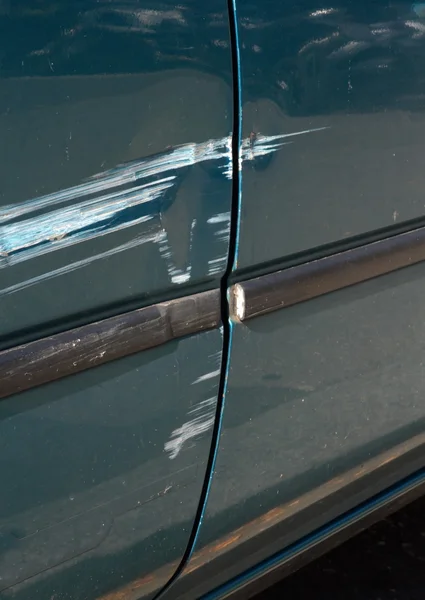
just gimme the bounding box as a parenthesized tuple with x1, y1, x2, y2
(0, 328, 223, 600)
(233, 0, 425, 273)
(0, 0, 234, 346)
(158, 260, 425, 599)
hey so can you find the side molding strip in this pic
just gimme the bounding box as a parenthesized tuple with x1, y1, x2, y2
(0, 289, 220, 400)
(229, 226, 425, 321)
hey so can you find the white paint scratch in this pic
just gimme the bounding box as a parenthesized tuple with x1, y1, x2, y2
(0, 178, 173, 267)
(0, 231, 165, 297)
(191, 369, 221, 385)
(0, 127, 328, 284)
(158, 218, 197, 284)
(207, 212, 230, 224)
(165, 392, 217, 459)
(164, 413, 215, 459)
(189, 397, 216, 415)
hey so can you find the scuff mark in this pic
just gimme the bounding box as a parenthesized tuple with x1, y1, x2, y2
(188, 397, 216, 414)
(164, 410, 215, 460)
(164, 353, 222, 459)
(0, 178, 173, 267)
(241, 128, 328, 162)
(0, 231, 165, 297)
(0, 127, 328, 285)
(207, 212, 231, 225)
(207, 210, 231, 276)
(157, 218, 196, 284)
(191, 369, 221, 385)
(1, 128, 326, 225)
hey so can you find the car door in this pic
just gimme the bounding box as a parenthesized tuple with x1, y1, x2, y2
(0, 2, 235, 599)
(156, 1, 425, 598)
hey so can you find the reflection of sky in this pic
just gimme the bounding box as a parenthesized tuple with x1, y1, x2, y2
(413, 3, 425, 18)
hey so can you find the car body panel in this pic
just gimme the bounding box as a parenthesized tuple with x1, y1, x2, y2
(0, 1, 233, 346)
(157, 261, 425, 600)
(0, 2, 233, 600)
(3, 1, 425, 599)
(153, 1, 425, 598)
(0, 328, 223, 600)
(233, 0, 425, 273)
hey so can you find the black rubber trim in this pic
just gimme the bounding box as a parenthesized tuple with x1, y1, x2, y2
(229, 224, 425, 321)
(0, 289, 220, 400)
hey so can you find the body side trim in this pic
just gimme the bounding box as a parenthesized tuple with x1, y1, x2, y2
(229, 226, 425, 321)
(0, 288, 220, 400)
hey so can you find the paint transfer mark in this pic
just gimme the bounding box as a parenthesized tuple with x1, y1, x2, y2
(164, 411, 215, 459)
(158, 218, 197, 284)
(0, 127, 328, 286)
(0, 231, 165, 297)
(207, 213, 231, 225)
(191, 369, 221, 385)
(0, 178, 173, 267)
(241, 128, 328, 162)
(164, 352, 222, 459)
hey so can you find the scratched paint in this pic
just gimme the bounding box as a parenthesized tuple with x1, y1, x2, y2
(164, 409, 216, 460)
(158, 218, 197, 284)
(0, 232, 166, 297)
(164, 343, 222, 459)
(0, 178, 173, 267)
(0, 128, 326, 285)
(207, 211, 231, 276)
(191, 369, 221, 385)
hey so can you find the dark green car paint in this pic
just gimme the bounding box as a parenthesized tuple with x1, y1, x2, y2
(0, 1, 233, 599)
(0, 329, 223, 600)
(3, 1, 425, 600)
(234, 0, 425, 273)
(0, 1, 233, 346)
(156, 0, 425, 598)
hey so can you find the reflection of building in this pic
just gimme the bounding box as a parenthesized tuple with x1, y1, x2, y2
(240, 2, 425, 115)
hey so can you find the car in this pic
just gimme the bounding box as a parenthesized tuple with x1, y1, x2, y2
(2, 1, 425, 599)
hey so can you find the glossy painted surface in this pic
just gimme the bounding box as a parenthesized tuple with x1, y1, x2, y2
(0, 0, 234, 347)
(5, 1, 425, 599)
(0, 2, 233, 600)
(0, 328, 223, 600)
(166, 261, 425, 599)
(233, 0, 425, 272)
(154, 1, 425, 597)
